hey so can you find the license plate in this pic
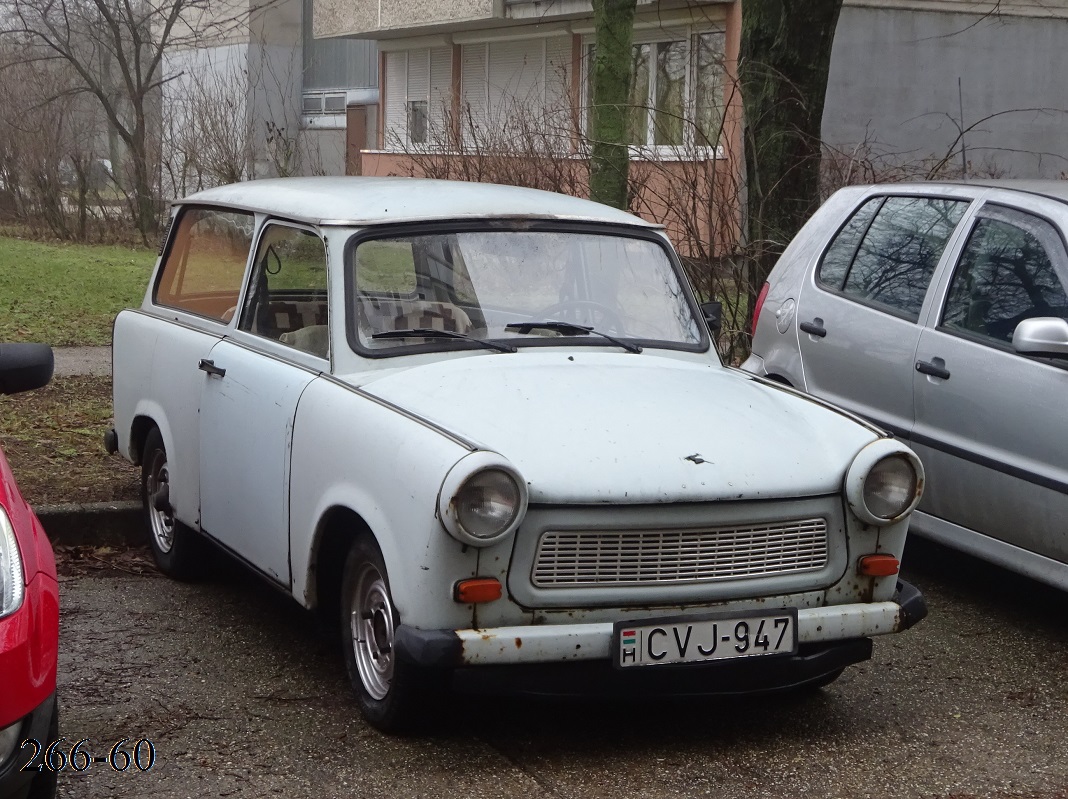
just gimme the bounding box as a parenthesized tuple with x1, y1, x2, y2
(613, 609, 798, 668)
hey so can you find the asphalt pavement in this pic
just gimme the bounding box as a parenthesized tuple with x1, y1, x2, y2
(52, 347, 112, 378)
(52, 537, 1068, 799)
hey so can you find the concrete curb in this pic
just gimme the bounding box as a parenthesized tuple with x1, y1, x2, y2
(36, 501, 144, 547)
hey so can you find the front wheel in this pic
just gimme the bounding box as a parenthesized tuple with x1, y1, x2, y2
(340, 536, 445, 733)
(140, 428, 203, 580)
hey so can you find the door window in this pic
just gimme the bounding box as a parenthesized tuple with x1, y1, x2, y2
(239, 224, 329, 358)
(154, 208, 254, 321)
(817, 196, 968, 320)
(941, 206, 1068, 345)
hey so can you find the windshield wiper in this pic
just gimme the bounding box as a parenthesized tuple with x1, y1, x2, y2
(372, 328, 517, 353)
(505, 321, 642, 354)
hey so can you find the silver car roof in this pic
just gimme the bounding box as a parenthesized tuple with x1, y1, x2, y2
(849, 179, 1068, 205)
(177, 176, 661, 229)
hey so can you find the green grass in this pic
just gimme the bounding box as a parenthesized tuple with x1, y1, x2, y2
(0, 236, 155, 345)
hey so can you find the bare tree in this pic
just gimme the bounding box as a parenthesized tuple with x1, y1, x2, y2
(0, 0, 248, 241)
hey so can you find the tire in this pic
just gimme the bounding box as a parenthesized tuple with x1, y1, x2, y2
(340, 535, 445, 734)
(140, 428, 203, 580)
(26, 699, 58, 799)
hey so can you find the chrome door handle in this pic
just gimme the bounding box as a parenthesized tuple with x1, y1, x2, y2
(198, 359, 226, 378)
(915, 359, 950, 380)
(799, 320, 827, 338)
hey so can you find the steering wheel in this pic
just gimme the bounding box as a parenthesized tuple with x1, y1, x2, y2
(535, 300, 626, 335)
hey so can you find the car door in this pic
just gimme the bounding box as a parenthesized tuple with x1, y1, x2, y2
(795, 194, 971, 437)
(912, 202, 1068, 564)
(198, 222, 329, 584)
(122, 206, 255, 529)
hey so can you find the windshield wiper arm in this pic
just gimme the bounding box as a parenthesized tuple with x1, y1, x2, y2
(505, 321, 642, 354)
(372, 328, 517, 353)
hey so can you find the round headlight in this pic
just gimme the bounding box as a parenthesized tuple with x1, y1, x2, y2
(454, 469, 521, 540)
(863, 455, 918, 520)
(845, 440, 924, 527)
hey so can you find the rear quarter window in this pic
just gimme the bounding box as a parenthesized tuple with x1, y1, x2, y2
(817, 196, 968, 320)
(154, 208, 255, 322)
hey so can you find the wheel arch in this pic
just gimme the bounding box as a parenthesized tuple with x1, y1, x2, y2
(308, 505, 375, 628)
(129, 414, 159, 465)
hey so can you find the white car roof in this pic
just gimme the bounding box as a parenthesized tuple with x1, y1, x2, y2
(178, 176, 660, 229)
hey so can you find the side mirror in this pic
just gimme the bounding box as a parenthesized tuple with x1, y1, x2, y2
(0, 343, 54, 394)
(1012, 317, 1068, 359)
(700, 301, 722, 338)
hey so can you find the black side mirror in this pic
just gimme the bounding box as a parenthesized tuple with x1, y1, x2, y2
(700, 301, 722, 338)
(0, 343, 54, 395)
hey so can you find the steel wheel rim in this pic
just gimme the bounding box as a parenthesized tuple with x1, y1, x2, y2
(147, 452, 174, 554)
(350, 561, 395, 701)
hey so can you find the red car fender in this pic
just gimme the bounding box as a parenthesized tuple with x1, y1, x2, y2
(0, 570, 59, 728)
(0, 440, 59, 729)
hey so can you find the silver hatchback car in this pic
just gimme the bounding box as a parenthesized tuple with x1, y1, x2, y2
(743, 181, 1068, 592)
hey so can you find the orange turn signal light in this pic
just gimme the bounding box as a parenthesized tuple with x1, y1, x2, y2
(857, 554, 900, 577)
(454, 578, 502, 604)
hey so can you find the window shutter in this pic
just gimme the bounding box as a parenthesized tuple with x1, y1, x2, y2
(487, 39, 544, 140)
(544, 36, 573, 150)
(460, 44, 488, 147)
(384, 51, 408, 146)
(429, 47, 453, 138)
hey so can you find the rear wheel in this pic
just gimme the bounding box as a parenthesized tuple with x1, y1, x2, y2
(340, 535, 445, 733)
(141, 428, 203, 580)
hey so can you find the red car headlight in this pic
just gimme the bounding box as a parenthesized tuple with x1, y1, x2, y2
(0, 505, 25, 617)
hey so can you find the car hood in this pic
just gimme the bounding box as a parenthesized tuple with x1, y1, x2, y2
(352, 352, 879, 504)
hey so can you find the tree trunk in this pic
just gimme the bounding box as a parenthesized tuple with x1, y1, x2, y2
(588, 0, 637, 210)
(739, 1, 843, 323)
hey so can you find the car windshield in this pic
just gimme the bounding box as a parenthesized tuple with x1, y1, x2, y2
(348, 228, 704, 354)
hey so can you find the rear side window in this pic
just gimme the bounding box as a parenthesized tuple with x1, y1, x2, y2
(154, 208, 254, 322)
(942, 207, 1068, 344)
(817, 196, 968, 320)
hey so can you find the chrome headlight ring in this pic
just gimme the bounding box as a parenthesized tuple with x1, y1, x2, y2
(845, 439, 924, 526)
(438, 452, 528, 547)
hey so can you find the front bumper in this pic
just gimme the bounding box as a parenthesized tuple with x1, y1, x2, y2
(396, 580, 927, 670)
(0, 691, 56, 799)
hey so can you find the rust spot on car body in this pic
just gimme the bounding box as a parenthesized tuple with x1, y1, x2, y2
(515, 637, 523, 648)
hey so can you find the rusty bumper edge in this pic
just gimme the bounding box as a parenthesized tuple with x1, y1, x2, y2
(895, 579, 928, 631)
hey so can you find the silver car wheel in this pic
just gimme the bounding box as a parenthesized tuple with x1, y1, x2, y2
(145, 451, 174, 555)
(349, 559, 395, 701)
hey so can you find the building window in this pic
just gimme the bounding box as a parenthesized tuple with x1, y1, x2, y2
(588, 29, 726, 154)
(407, 100, 428, 144)
(384, 48, 452, 147)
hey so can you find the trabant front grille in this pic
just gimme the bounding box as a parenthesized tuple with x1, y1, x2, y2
(531, 518, 829, 587)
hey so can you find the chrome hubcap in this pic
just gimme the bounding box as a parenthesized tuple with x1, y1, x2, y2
(350, 562, 395, 701)
(147, 452, 175, 554)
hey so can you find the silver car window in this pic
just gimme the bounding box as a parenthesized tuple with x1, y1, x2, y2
(942, 207, 1068, 345)
(818, 196, 968, 321)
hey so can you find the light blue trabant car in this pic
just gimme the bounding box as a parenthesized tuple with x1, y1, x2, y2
(745, 180, 1068, 593)
(109, 177, 926, 732)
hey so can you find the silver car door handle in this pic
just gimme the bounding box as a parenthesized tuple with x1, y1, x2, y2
(198, 359, 226, 378)
(799, 320, 827, 338)
(915, 359, 950, 380)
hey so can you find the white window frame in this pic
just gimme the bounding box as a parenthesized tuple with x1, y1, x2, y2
(583, 25, 726, 161)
